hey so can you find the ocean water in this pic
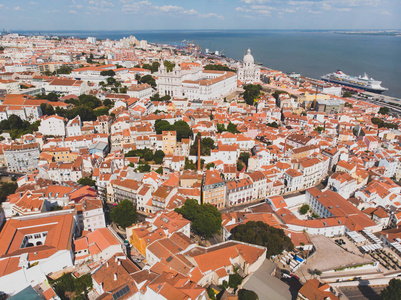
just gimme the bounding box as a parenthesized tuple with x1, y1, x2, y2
(17, 30, 401, 98)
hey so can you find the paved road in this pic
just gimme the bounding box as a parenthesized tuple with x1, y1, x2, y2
(243, 260, 293, 300)
(339, 285, 385, 300)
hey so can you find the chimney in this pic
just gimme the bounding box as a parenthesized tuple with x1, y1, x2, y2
(197, 136, 201, 171)
(118, 260, 121, 265)
(114, 273, 117, 281)
(284, 139, 287, 154)
(106, 262, 109, 268)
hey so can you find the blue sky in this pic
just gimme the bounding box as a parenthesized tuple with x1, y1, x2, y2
(0, 0, 400, 30)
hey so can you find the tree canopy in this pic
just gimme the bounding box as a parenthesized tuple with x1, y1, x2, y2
(230, 221, 294, 257)
(163, 60, 175, 72)
(100, 69, 116, 77)
(111, 199, 138, 229)
(204, 64, 236, 73)
(381, 278, 401, 300)
(142, 62, 160, 73)
(77, 177, 96, 187)
(0, 115, 40, 139)
(238, 289, 258, 300)
(154, 119, 193, 141)
(138, 74, 156, 87)
(371, 117, 398, 129)
(175, 199, 222, 239)
(190, 137, 215, 156)
(243, 84, 262, 106)
(51, 272, 92, 300)
(378, 106, 390, 115)
(0, 182, 18, 204)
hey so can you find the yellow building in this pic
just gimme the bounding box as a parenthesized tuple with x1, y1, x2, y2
(162, 131, 176, 155)
(42, 147, 78, 163)
(298, 88, 330, 108)
(202, 170, 226, 209)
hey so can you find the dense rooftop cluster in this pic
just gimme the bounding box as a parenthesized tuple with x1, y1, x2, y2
(0, 33, 400, 299)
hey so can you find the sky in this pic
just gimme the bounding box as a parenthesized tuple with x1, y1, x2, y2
(0, 0, 400, 31)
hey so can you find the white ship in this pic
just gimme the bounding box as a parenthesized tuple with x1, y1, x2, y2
(321, 70, 388, 93)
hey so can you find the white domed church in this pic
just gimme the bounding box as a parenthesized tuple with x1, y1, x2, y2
(237, 49, 261, 84)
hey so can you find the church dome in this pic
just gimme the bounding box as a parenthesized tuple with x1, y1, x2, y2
(243, 49, 254, 64)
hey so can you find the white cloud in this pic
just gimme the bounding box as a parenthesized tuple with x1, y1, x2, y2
(87, 0, 115, 7)
(380, 9, 391, 16)
(241, 0, 271, 3)
(14, 6, 21, 11)
(121, 0, 223, 19)
(236, 3, 274, 16)
(69, 9, 78, 14)
(28, 1, 38, 5)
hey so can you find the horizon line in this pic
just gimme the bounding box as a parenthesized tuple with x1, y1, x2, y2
(5, 28, 401, 32)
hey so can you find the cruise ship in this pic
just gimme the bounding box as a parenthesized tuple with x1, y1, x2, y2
(321, 70, 388, 93)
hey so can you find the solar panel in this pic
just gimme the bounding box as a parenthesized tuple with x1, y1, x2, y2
(112, 285, 130, 300)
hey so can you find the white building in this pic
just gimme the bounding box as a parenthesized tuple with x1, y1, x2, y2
(0, 79, 19, 94)
(226, 178, 253, 206)
(0, 211, 77, 295)
(66, 115, 82, 137)
(127, 83, 153, 99)
(38, 115, 66, 137)
(45, 78, 90, 95)
(3, 143, 40, 172)
(237, 49, 261, 84)
(284, 169, 305, 193)
(157, 63, 237, 101)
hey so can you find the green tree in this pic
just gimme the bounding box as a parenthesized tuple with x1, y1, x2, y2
(343, 91, 353, 98)
(142, 62, 160, 73)
(175, 199, 222, 239)
(137, 163, 151, 172)
(231, 221, 294, 257)
(204, 64, 236, 73)
(190, 137, 215, 156)
(40, 103, 55, 116)
(237, 161, 245, 172)
(77, 177, 96, 187)
(140, 74, 156, 87)
(45, 92, 59, 102)
(55, 65, 72, 75)
(100, 69, 116, 77)
(239, 152, 250, 167)
(154, 150, 165, 164)
(379, 107, 390, 115)
(174, 120, 193, 141)
(155, 166, 163, 174)
(381, 278, 401, 300)
(0, 182, 18, 203)
(103, 99, 113, 107)
(229, 273, 243, 289)
(94, 107, 110, 117)
(207, 288, 216, 300)
(243, 84, 262, 106)
(315, 126, 325, 133)
(300, 204, 310, 215)
(227, 122, 240, 134)
(267, 122, 279, 128)
(163, 60, 175, 72)
(106, 77, 116, 86)
(205, 162, 215, 170)
(238, 289, 258, 300)
(110, 199, 138, 229)
(78, 94, 102, 109)
(217, 123, 226, 133)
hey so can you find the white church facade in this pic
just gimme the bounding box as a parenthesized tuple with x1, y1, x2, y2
(237, 49, 261, 84)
